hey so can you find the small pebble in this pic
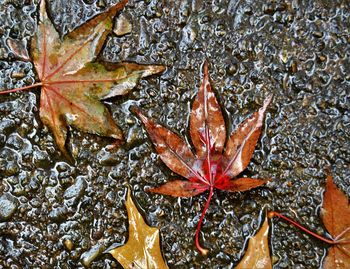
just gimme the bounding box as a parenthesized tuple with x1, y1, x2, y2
(81, 244, 106, 267)
(64, 238, 74, 251)
(64, 176, 87, 200)
(0, 194, 18, 221)
(11, 72, 26, 79)
(312, 31, 323, 38)
(318, 55, 326, 62)
(114, 14, 132, 36)
(48, 206, 69, 222)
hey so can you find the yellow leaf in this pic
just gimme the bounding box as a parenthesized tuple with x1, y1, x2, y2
(235, 216, 272, 269)
(110, 188, 168, 269)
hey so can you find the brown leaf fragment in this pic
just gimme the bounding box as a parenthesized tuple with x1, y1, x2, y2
(321, 175, 350, 269)
(235, 216, 272, 269)
(109, 188, 168, 269)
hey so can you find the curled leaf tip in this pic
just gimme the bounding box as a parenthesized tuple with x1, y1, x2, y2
(150, 64, 166, 74)
(130, 106, 148, 124)
(324, 166, 332, 177)
(202, 60, 209, 76)
(262, 93, 273, 110)
(112, 0, 129, 11)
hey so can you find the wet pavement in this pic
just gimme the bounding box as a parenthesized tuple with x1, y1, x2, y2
(0, 0, 349, 268)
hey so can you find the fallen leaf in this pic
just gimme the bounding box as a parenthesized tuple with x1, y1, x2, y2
(269, 174, 350, 269)
(132, 61, 272, 254)
(321, 175, 350, 269)
(109, 188, 168, 269)
(235, 216, 272, 269)
(0, 0, 165, 158)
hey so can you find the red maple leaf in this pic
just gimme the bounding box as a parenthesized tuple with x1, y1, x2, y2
(132, 61, 272, 254)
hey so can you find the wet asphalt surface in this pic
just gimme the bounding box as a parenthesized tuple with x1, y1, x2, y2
(0, 0, 349, 268)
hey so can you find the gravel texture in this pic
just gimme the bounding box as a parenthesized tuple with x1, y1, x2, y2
(0, 0, 349, 268)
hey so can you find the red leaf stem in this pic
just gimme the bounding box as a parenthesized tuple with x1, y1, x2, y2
(268, 211, 337, 245)
(195, 186, 214, 255)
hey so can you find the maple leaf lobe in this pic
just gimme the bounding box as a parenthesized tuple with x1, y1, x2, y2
(223, 94, 272, 179)
(189, 60, 226, 158)
(132, 106, 197, 180)
(148, 180, 208, 197)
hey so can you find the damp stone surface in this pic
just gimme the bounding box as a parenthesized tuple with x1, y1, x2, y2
(0, 0, 349, 268)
